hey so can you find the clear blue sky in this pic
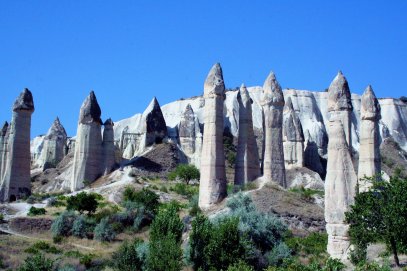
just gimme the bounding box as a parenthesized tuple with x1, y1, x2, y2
(1, 1, 406, 137)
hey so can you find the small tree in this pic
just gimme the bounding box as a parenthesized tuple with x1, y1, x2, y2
(111, 238, 144, 271)
(66, 192, 99, 214)
(346, 175, 407, 266)
(168, 164, 200, 184)
(18, 254, 54, 271)
(94, 217, 116, 242)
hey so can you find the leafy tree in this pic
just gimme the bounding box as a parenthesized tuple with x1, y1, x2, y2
(227, 261, 255, 271)
(149, 202, 184, 242)
(51, 211, 76, 237)
(189, 214, 213, 270)
(72, 215, 88, 238)
(94, 217, 116, 242)
(66, 192, 99, 214)
(346, 175, 407, 266)
(18, 254, 54, 271)
(168, 164, 200, 184)
(123, 187, 159, 216)
(111, 239, 144, 271)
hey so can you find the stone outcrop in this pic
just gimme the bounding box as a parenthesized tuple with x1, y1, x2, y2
(304, 130, 326, 178)
(143, 97, 167, 147)
(283, 97, 304, 168)
(71, 91, 103, 191)
(325, 119, 357, 260)
(234, 84, 260, 186)
(260, 72, 286, 187)
(0, 89, 34, 202)
(0, 122, 9, 181)
(198, 63, 227, 208)
(327, 71, 353, 151)
(358, 85, 381, 191)
(36, 118, 67, 170)
(179, 104, 196, 158)
(102, 118, 116, 175)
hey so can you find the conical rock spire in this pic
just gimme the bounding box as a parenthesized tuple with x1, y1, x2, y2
(204, 63, 225, 96)
(79, 91, 102, 124)
(327, 71, 352, 112)
(13, 88, 34, 112)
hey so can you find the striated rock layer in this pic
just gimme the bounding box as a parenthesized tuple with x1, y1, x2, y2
(102, 118, 116, 175)
(358, 86, 381, 191)
(0, 89, 34, 202)
(71, 91, 103, 191)
(261, 72, 286, 187)
(179, 104, 203, 166)
(234, 84, 260, 186)
(325, 121, 357, 260)
(283, 97, 304, 168)
(198, 63, 227, 208)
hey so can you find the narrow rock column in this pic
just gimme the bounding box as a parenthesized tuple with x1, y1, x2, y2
(179, 104, 196, 159)
(358, 85, 381, 191)
(283, 97, 305, 168)
(198, 63, 227, 208)
(38, 117, 67, 170)
(102, 118, 116, 175)
(325, 121, 357, 260)
(327, 71, 353, 151)
(0, 89, 34, 202)
(0, 122, 9, 181)
(234, 84, 260, 186)
(260, 72, 286, 187)
(71, 91, 103, 191)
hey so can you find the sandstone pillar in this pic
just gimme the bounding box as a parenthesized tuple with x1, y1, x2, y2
(102, 118, 116, 175)
(71, 91, 103, 191)
(234, 84, 260, 186)
(260, 72, 286, 187)
(179, 104, 196, 159)
(0, 89, 34, 202)
(358, 85, 381, 191)
(283, 97, 305, 168)
(0, 122, 9, 181)
(198, 63, 227, 208)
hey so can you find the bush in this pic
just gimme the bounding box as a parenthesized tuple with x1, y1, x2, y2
(79, 253, 94, 269)
(94, 217, 116, 242)
(169, 183, 199, 199)
(285, 232, 327, 257)
(289, 187, 323, 202)
(72, 215, 88, 238)
(28, 206, 46, 216)
(58, 265, 76, 271)
(227, 261, 255, 271)
(150, 202, 184, 242)
(123, 187, 159, 216)
(51, 211, 76, 237)
(167, 164, 200, 184)
(24, 241, 62, 254)
(18, 254, 54, 271)
(66, 192, 99, 214)
(266, 243, 291, 266)
(188, 194, 201, 216)
(111, 239, 144, 271)
(147, 235, 182, 271)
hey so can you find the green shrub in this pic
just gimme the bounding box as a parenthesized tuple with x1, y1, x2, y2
(51, 211, 76, 237)
(169, 183, 199, 199)
(66, 192, 99, 214)
(72, 215, 88, 238)
(167, 164, 200, 184)
(288, 187, 323, 202)
(147, 234, 182, 271)
(123, 187, 159, 216)
(227, 152, 236, 166)
(227, 261, 255, 271)
(79, 253, 94, 269)
(18, 254, 54, 271)
(285, 232, 328, 257)
(58, 265, 76, 271)
(189, 214, 213, 270)
(354, 261, 391, 271)
(93, 205, 120, 223)
(150, 202, 184, 242)
(188, 195, 201, 216)
(24, 241, 62, 255)
(266, 243, 291, 266)
(0, 213, 4, 222)
(160, 185, 168, 193)
(111, 239, 144, 271)
(28, 206, 46, 216)
(94, 217, 116, 242)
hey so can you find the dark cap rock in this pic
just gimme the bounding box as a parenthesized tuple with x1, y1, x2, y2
(79, 91, 102, 124)
(13, 88, 35, 112)
(327, 71, 352, 112)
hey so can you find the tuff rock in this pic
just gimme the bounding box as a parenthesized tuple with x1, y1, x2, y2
(283, 97, 304, 168)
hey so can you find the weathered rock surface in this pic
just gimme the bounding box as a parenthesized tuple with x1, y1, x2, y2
(234, 84, 260, 186)
(358, 86, 381, 191)
(325, 120, 357, 261)
(35, 118, 67, 170)
(102, 118, 116, 175)
(261, 72, 286, 187)
(304, 130, 326, 178)
(71, 91, 103, 191)
(0, 89, 34, 202)
(144, 97, 167, 147)
(198, 63, 227, 208)
(0, 122, 9, 181)
(178, 104, 202, 167)
(283, 97, 304, 168)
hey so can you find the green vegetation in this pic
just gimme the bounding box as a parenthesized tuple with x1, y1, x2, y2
(167, 164, 200, 184)
(94, 217, 116, 242)
(285, 233, 328, 259)
(51, 211, 76, 237)
(288, 187, 323, 202)
(24, 241, 62, 255)
(123, 186, 160, 216)
(27, 206, 46, 216)
(111, 238, 145, 271)
(169, 182, 199, 199)
(346, 175, 407, 266)
(17, 254, 54, 271)
(66, 192, 99, 214)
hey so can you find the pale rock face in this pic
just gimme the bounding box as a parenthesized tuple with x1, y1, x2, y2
(327, 72, 353, 150)
(283, 97, 304, 168)
(234, 84, 261, 186)
(0, 89, 34, 202)
(358, 86, 381, 191)
(304, 130, 325, 178)
(102, 118, 116, 175)
(0, 122, 9, 181)
(325, 121, 357, 260)
(261, 72, 286, 187)
(198, 63, 227, 208)
(71, 91, 103, 191)
(36, 118, 67, 170)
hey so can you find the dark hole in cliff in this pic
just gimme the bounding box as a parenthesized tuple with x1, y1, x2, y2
(9, 195, 16, 202)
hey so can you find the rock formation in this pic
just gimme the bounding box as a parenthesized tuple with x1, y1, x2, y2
(0, 122, 9, 181)
(143, 97, 167, 147)
(37, 118, 67, 170)
(71, 91, 103, 191)
(234, 84, 260, 186)
(0, 89, 34, 202)
(304, 130, 326, 178)
(179, 104, 196, 158)
(102, 118, 116, 175)
(198, 63, 227, 208)
(325, 118, 357, 260)
(327, 71, 353, 151)
(283, 97, 304, 168)
(358, 85, 381, 191)
(260, 72, 286, 187)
